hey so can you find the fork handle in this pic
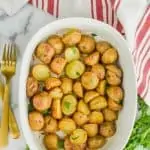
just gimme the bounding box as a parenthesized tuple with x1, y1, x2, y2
(0, 81, 10, 147)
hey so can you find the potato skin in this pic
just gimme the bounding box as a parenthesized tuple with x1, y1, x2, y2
(100, 122, 116, 137)
(26, 77, 38, 97)
(101, 48, 118, 64)
(96, 41, 111, 54)
(61, 77, 73, 94)
(50, 57, 67, 74)
(89, 111, 104, 124)
(49, 87, 63, 99)
(47, 35, 64, 54)
(73, 112, 89, 126)
(32, 92, 52, 112)
(28, 111, 44, 131)
(103, 108, 117, 121)
(96, 80, 107, 96)
(43, 134, 58, 149)
(36, 42, 55, 64)
(78, 35, 95, 54)
(84, 91, 99, 103)
(58, 118, 76, 134)
(77, 100, 90, 115)
(44, 116, 57, 133)
(108, 98, 122, 111)
(83, 124, 98, 137)
(91, 64, 105, 80)
(88, 135, 106, 149)
(81, 72, 99, 90)
(73, 81, 83, 97)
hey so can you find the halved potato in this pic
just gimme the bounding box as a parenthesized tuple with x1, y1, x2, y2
(83, 124, 98, 137)
(96, 80, 107, 96)
(103, 108, 118, 121)
(49, 87, 63, 99)
(84, 91, 99, 103)
(108, 98, 122, 111)
(73, 81, 83, 97)
(96, 41, 111, 54)
(77, 100, 90, 115)
(61, 77, 73, 94)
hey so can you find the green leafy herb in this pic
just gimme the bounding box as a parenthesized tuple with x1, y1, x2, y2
(42, 109, 51, 116)
(64, 101, 71, 109)
(71, 136, 79, 140)
(57, 140, 64, 149)
(25, 145, 30, 150)
(28, 103, 34, 112)
(71, 47, 77, 54)
(76, 72, 80, 76)
(91, 33, 97, 37)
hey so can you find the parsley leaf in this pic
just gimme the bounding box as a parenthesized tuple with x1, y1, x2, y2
(64, 101, 71, 109)
(25, 145, 30, 150)
(57, 140, 64, 149)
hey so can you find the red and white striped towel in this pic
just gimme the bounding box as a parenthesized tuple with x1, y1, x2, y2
(0, 0, 150, 105)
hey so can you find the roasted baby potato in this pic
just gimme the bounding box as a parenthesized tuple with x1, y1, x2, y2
(91, 64, 105, 80)
(108, 98, 122, 111)
(28, 111, 44, 131)
(66, 60, 85, 79)
(43, 134, 58, 149)
(96, 41, 111, 54)
(50, 57, 67, 74)
(44, 116, 57, 133)
(89, 96, 107, 110)
(65, 46, 80, 62)
(87, 135, 106, 149)
(58, 118, 76, 134)
(78, 35, 95, 54)
(96, 80, 107, 96)
(62, 94, 77, 116)
(51, 98, 62, 119)
(73, 81, 83, 97)
(84, 91, 99, 103)
(26, 77, 38, 97)
(77, 100, 90, 115)
(101, 48, 118, 64)
(32, 64, 50, 81)
(45, 77, 61, 90)
(36, 42, 55, 64)
(47, 35, 64, 54)
(61, 77, 73, 94)
(84, 52, 99, 66)
(33, 92, 52, 112)
(83, 124, 98, 137)
(62, 29, 81, 46)
(49, 87, 63, 99)
(99, 122, 116, 137)
(103, 108, 117, 121)
(107, 86, 124, 103)
(73, 112, 89, 126)
(89, 111, 104, 124)
(70, 129, 87, 145)
(81, 72, 99, 90)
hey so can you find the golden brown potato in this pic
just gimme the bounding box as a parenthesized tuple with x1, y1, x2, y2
(58, 118, 76, 134)
(32, 92, 52, 112)
(61, 77, 73, 94)
(28, 111, 44, 131)
(89, 96, 107, 110)
(87, 135, 106, 149)
(78, 100, 90, 115)
(99, 122, 116, 137)
(91, 64, 105, 80)
(101, 48, 118, 64)
(107, 86, 124, 103)
(88, 111, 104, 124)
(103, 108, 117, 121)
(96, 41, 111, 54)
(83, 124, 98, 137)
(62, 29, 81, 46)
(43, 134, 58, 149)
(84, 52, 100, 66)
(73, 81, 83, 97)
(96, 80, 107, 96)
(45, 77, 61, 90)
(32, 64, 50, 81)
(106, 65, 122, 78)
(78, 35, 95, 54)
(81, 72, 99, 90)
(47, 35, 64, 54)
(52, 98, 62, 119)
(36, 42, 55, 64)
(44, 116, 57, 133)
(108, 98, 122, 111)
(84, 91, 99, 103)
(106, 71, 121, 86)
(26, 77, 38, 97)
(70, 129, 87, 145)
(50, 57, 67, 74)
(73, 112, 89, 126)
(49, 87, 63, 99)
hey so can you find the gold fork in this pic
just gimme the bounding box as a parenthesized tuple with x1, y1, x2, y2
(0, 43, 17, 147)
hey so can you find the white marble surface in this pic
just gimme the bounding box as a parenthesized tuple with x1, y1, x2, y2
(0, 4, 56, 150)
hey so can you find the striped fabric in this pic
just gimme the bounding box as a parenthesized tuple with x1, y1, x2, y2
(28, 0, 150, 102)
